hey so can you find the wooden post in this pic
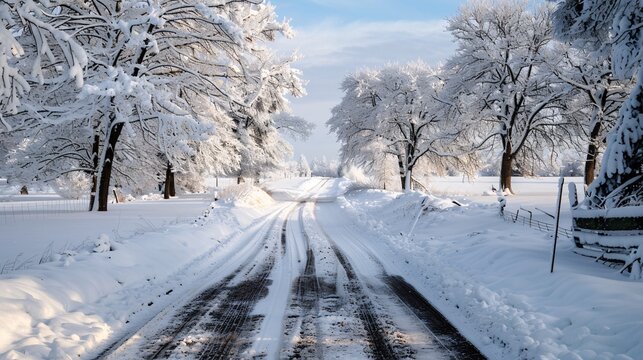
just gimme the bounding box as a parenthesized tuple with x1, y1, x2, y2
(550, 176, 565, 273)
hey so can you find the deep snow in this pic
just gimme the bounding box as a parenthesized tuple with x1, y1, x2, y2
(0, 176, 641, 359)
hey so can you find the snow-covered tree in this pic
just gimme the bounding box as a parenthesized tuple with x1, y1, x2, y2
(444, 0, 573, 193)
(554, 0, 643, 208)
(0, 1, 89, 189)
(3, 1, 303, 211)
(550, 44, 632, 186)
(311, 156, 339, 177)
(230, 49, 305, 183)
(297, 154, 311, 177)
(328, 62, 478, 191)
(274, 113, 315, 141)
(0, 1, 87, 131)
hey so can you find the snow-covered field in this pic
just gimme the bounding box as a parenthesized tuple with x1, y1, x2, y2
(426, 176, 585, 228)
(0, 195, 212, 271)
(0, 176, 641, 359)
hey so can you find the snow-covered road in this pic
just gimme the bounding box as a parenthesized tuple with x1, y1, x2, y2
(95, 178, 484, 359)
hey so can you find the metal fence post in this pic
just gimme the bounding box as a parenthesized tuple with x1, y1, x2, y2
(550, 176, 565, 273)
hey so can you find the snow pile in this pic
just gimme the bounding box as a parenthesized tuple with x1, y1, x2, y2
(341, 165, 374, 188)
(334, 176, 363, 195)
(138, 193, 164, 201)
(337, 189, 643, 359)
(337, 189, 462, 238)
(217, 184, 274, 208)
(93, 234, 112, 253)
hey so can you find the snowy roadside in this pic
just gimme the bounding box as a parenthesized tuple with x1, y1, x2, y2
(0, 194, 214, 270)
(336, 188, 642, 359)
(0, 185, 279, 360)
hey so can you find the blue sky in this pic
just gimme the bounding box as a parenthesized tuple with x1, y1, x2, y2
(269, 0, 467, 161)
(272, 0, 463, 25)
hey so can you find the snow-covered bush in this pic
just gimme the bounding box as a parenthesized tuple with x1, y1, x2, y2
(177, 171, 206, 194)
(341, 165, 378, 189)
(53, 172, 91, 199)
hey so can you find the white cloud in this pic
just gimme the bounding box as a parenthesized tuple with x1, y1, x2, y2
(276, 19, 455, 69)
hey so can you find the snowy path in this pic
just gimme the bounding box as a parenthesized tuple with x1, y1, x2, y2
(94, 178, 485, 359)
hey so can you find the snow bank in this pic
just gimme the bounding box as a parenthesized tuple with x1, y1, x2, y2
(217, 183, 274, 208)
(338, 189, 643, 360)
(0, 199, 272, 359)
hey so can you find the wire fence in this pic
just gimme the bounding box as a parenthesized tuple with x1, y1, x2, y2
(503, 209, 573, 238)
(210, 177, 241, 189)
(0, 196, 90, 224)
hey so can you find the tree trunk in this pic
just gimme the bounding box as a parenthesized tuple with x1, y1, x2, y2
(397, 154, 406, 190)
(404, 170, 412, 191)
(164, 162, 175, 199)
(95, 23, 155, 211)
(97, 123, 124, 211)
(89, 134, 100, 211)
(584, 120, 602, 187)
(500, 146, 513, 194)
(584, 142, 598, 188)
(169, 172, 176, 197)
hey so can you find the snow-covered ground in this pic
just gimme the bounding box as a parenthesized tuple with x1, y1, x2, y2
(426, 176, 585, 229)
(0, 176, 641, 359)
(0, 195, 212, 271)
(0, 183, 279, 359)
(334, 180, 642, 359)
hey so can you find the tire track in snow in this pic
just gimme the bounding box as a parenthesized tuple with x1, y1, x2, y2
(192, 200, 306, 359)
(303, 202, 401, 359)
(149, 222, 282, 359)
(247, 180, 329, 358)
(96, 203, 295, 360)
(384, 275, 486, 359)
(314, 200, 487, 360)
(281, 203, 323, 359)
(133, 180, 328, 359)
(177, 207, 300, 359)
(242, 201, 307, 358)
(194, 256, 276, 359)
(329, 243, 400, 360)
(146, 271, 238, 359)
